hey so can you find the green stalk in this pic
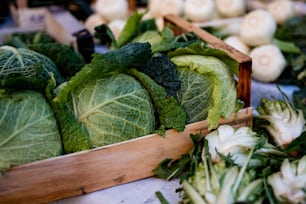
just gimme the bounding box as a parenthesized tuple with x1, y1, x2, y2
(182, 180, 207, 204)
(232, 147, 255, 193)
(202, 142, 212, 192)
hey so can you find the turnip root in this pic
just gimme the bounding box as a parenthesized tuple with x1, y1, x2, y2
(95, 0, 129, 22)
(250, 44, 286, 83)
(148, 0, 163, 18)
(183, 0, 215, 22)
(239, 9, 277, 47)
(267, 0, 295, 25)
(224, 35, 250, 54)
(160, 0, 184, 17)
(108, 19, 126, 40)
(215, 0, 246, 18)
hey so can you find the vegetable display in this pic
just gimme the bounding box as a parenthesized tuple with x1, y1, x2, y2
(0, 2, 305, 202)
(154, 91, 306, 204)
(0, 10, 243, 177)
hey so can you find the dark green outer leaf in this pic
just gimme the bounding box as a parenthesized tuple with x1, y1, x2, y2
(53, 42, 152, 106)
(28, 43, 86, 79)
(128, 69, 186, 134)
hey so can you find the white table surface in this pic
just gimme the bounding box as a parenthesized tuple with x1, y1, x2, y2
(50, 178, 181, 204)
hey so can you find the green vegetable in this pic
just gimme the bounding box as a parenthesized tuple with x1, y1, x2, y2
(137, 53, 181, 98)
(53, 42, 152, 105)
(0, 45, 64, 90)
(274, 15, 306, 87)
(3, 31, 56, 48)
(169, 43, 238, 130)
(0, 89, 63, 173)
(65, 73, 156, 148)
(28, 43, 86, 79)
(256, 91, 306, 149)
(129, 68, 186, 134)
(115, 11, 145, 48)
(131, 30, 164, 52)
(52, 42, 158, 152)
(180, 139, 263, 204)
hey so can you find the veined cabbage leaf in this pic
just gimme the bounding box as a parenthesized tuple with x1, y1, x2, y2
(66, 73, 155, 147)
(169, 43, 238, 130)
(0, 45, 64, 90)
(0, 90, 63, 173)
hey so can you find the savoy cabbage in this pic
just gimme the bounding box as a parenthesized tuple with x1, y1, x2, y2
(169, 43, 238, 130)
(67, 73, 156, 147)
(0, 45, 64, 90)
(0, 90, 63, 173)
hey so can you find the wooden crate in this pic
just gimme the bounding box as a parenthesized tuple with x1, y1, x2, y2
(0, 15, 253, 204)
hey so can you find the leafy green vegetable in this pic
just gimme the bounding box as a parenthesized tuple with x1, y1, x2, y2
(116, 12, 145, 48)
(129, 68, 186, 134)
(65, 73, 156, 147)
(169, 43, 238, 130)
(0, 89, 63, 173)
(51, 43, 158, 152)
(131, 30, 164, 52)
(274, 16, 306, 87)
(28, 43, 86, 79)
(3, 32, 56, 48)
(0, 45, 64, 90)
(176, 67, 214, 124)
(138, 53, 180, 98)
(53, 42, 152, 105)
(46, 76, 92, 154)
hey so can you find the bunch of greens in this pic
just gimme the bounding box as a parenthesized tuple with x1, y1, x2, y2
(3, 31, 56, 48)
(274, 15, 306, 88)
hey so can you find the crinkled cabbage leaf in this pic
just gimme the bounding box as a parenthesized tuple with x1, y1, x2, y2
(0, 90, 63, 173)
(66, 73, 155, 147)
(169, 43, 238, 130)
(0, 45, 64, 90)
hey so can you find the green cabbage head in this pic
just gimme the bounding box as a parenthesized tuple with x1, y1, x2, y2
(0, 90, 63, 173)
(0, 45, 64, 90)
(63, 73, 156, 148)
(169, 43, 238, 130)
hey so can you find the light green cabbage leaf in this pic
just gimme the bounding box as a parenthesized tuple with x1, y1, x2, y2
(66, 73, 155, 147)
(0, 90, 63, 173)
(169, 43, 238, 130)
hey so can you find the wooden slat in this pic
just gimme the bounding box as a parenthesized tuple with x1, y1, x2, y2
(163, 14, 252, 107)
(0, 107, 252, 204)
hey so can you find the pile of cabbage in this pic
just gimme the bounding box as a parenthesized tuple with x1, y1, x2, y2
(0, 12, 241, 174)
